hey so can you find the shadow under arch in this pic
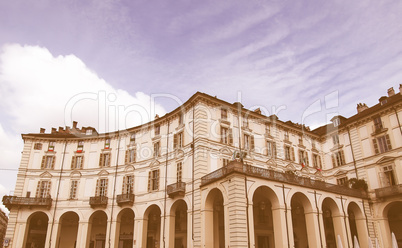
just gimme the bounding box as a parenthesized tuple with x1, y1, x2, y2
(322, 197, 342, 248)
(24, 211, 49, 248)
(56, 211, 79, 248)
(143, 204, 162, 248)
(291, 192, 315, 248)
(347, 201, 369, 247)
(115, 208, 135, 248)
(204, 188, 225, 248)
(169, 199, 188, 248)
(87, 210, 108, 248)
(383, 201, 402, 247)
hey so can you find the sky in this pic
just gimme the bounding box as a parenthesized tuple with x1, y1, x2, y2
(1, 0, 402, 214)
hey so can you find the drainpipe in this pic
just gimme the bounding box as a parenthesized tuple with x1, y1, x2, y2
(245, 176, 250, 248)
(109, 133, 120, 248)
(163, 121, 170, 248)
(192, 105, 195, 243)
(49, 138, 68, 248)
(314, 191, 324, 248)
(282, 184, 290, 248)
(340, 196, 350, 248)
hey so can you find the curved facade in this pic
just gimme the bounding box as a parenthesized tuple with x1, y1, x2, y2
(2, 88, 402, 248)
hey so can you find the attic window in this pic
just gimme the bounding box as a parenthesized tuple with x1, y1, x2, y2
(86, 129, 92, 135)
(333, 118, 340, 127)
(381, 99, 387, 105)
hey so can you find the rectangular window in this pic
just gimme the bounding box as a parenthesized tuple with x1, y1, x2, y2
(284, 131, 289, 141)
(69, 180, 78, 199)
(220, 127, 233, 145)
(284, 146, 295, 161)
(34, 143, 43, 150)
(48, 141, 55, 151)
(373, 134, 392, 154)
(174, 132, 184, 149)
(332, 134, 339, 145)
(242, 114, 248, 127)
(130, 133, 136, 146)
(266, 124, 271, 135)
(71, 155, 84, 169)
(177, 162, 182, 182)
(243, 134, 254, 150)
(266, 141, 277, 158)
(125, 149, 136, 163)
(373, 116, 383, 131)
(179, 113, 184, 125)
(86, 129, 93, 135)
(299, 150, 309, 166)
(155, 125, 160, 136)
(122, 175, 134, 194)
(36, 181, 51, 198)
(221, 109, 228, 120)
(332, 150, 346, 167)
(99, 153, 111, 167)
(154, 142, 160, 157)
(77, 141, 84, 152)
(313, 154, 322, 169)
(382, 165, 395, 186)
(96, 178, 108, 196)
(148, 169, 160, 191)
(41, 155, 55, 169)
(104, 139, 110, 149)
(337, 177, 348, 186)
(223, 158, 230, 166)
(298, 136, 303, 145)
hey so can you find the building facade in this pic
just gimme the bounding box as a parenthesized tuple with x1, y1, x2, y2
(2, 87, 402, 248)
(0, 209, 8, 248)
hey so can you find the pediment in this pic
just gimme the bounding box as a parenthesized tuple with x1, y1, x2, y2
(376, 156, 396, 165)
(150, 159, 160, 168)
(300, 167, 310, 173)
(334, 170, 347, 176)
(70, 171, 82, 178)
(266, 158, 277, 168)
(175, 149, 185, 159)
(98, 170, 109, 176)
(40, 171, 52, 178)
(285, 163, 296, 171)
(314, 170, 323, 177)
(219, 147, 232, 155)
(124, 165, 135, 172)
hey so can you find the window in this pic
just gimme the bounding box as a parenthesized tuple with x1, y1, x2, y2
(77, 141, 84, 153)
(332, 134, 339, 145)
(34, 143, 42, 150)
(71, 155, 84, 169)
(313, 154, 322, 169)
(373, 134, 392, 154)
(220, 127, 233, 145)
(69, 180, 78, 199)
(96, 178, 108, 196)
(332, 150, 345, 167)
(104, 139, 110, 149)
(86, 129, 92, 135)
(179, 113, 184, 125)
(223, 158, 230, 166)
(154, 142, 160, 157)
(333, 118, 340, 127)
(373, 116, 383, 131)
(125, 149, 136, 163)
(299, 150, 309, 166)
(266, 141, 277, 158)
(174, 132, 184, 149)
(298, 136, 303, 145)
(177, 162, 182, 182)
(122, 175, 134, 194)
(266, 123, 271, 135)
(36, 181, 51, 198)
(242, 114, 248, 127)
(99, 153, 111, 167)
(41, 155, 55, 169)
(148, 169, 160, 191)
(221, 109, 228, 120)
(155, 125, 160, 136)
(243, 134, 254, 150)
(48, 141, 55, 151)
(284, 130, 289, 141)
(382, 165, 396, 186)
(130, 133, 136, 146)
(284, 146, 295, 161)
(337, 177, 348, 186)
(312, 140, 317, 150)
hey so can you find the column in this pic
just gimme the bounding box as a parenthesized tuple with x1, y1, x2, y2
(248, 202, 255, 247)
(286, 206, 295, 248)
(166, 213, 174, 248)
(201, 209, 213, 247)
(107, 219, 118, 248)
(355, 215, 369, 247)
(76, 221, 90, 248)
(377, 217, 391, 248)
(304, 210, 322, 248)
(133, 217, 146, 248)
(13, 222, 27, 248)
(49, 221, 60, 248)
(332, 213, 348, 248)
(44, 220, 53, 248)
(272, 206, 288, 248)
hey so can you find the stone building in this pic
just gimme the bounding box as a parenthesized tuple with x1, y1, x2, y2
(2, 87, 402, 248)
(0, 209, 8, 247)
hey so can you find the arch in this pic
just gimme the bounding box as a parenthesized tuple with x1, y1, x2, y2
(115, 208, 135, 248)
(204, 188, 225, 248)
(143, 204, 162, 248)
(56, 211, 79, 248)
(23, 211, 49, 248)
(347, 201, 369, 247)
(384, 201, 402, 247)
(87, 210, 108, 248)
(291, 192, 314, 248)
(169, 199, 188, 248)
(322, 197, 343, 248)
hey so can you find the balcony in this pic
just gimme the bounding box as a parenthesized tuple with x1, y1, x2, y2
(167, 182, 186, 198)
(89, 196, 108, 208)
(116, 193, 135, 206)
(371, 122, 387, 136)
(201, 162, 368, 199)
(375, 184, 402, 199)
(2, 196, 52, 210)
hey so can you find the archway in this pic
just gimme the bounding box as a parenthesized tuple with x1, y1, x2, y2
(291, 193, 314, 248)
(387, 202, 402, 247)
(169, 200, 188, 248)
(322, 198, 343, 248)
(57, 211, 79, 248)
(88, 211, 107, 248)
(24, 212, 49, 248)
(116, 208, 134, 248)
(347, 202, 368, 247)
(144, 205, 161, 248)
(204, 188, 225, 248)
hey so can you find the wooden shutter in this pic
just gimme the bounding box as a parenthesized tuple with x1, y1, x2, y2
(71, 156, 76, 169)
(305, 152, 309, 166)
(174, 133, 178, 149)
(41, 156, 45, 169)
(80, 156, 84, 169)
(36, 181, 41, 197)
(125, 150, 129, 164)
(106, 154, 111, 167)
(51, 156, 55, 169)
(373, 139, 379, 154)
(156, 170, 160, 190)
(99, 154, 104, 167)
(251, 135, 255, 150)
(332, 154, 336, 167)
(104, 179, 108, 196)
(291, 147, 295, 161)
(47, 181, 52, 197)
(340, 150, 345, 165)
(273, 142, 277, 158)
(229, 129, 233, 145)
(95, 179, 100, 196)
(122, 176, 127, 193)
(148, 171, 151, 192)
(385, 134, 392, 150)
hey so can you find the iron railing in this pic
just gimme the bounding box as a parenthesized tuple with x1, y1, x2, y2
(2, 195, 52, 209)
(89, 196, 108, 208)
(167, 182, 186, 197)
(201, 162, 368, 199)
(375, 184, 402, 198)
(116, 193, 135, 206)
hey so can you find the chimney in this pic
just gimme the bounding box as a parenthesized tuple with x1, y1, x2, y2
(155, 114, 159, 119)
(388, 87, 395, 97)
(40, 128, 45, 134)
(73, 121, 78, 129)
(58, 127, 64, 133)
(51, 128, 57, 134)
(254, 108, 261, 114)
(399, 84, 402, 94)
(357, 103, 368, 113)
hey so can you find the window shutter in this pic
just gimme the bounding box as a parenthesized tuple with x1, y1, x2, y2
(148, 171, 151, 192)
(340, 150, 345, 165)
(291, 147, 295, 161)
(373, 139, 379, 154)
(174, 133, 178, 149)
(80, 156, 84, 169)
(71, 156, 76, 169)
(41, 156, 45, 169)
(265, 142, 269, 156)
(95, 179, 100, 196)
(305, 152, 309, 166)
(104, 179, 108, 196)
(36, 181, 41, 197)
(125, 150, 129, 164)
(107, 154, 111, 167)
(99, 154, 104, 167)
(229, 129, 233, 145)
(122, 176, 127, 193)
(51, 156, 55, 169)
(273, 143, 277, 158)
(156, 170, 160, 190)
(385, 134, 392, 150)
(251, 135, 255, 150)
(332, 154, 336, 167)
(220, 128, 224, 143)
(47, 181, 52, 197)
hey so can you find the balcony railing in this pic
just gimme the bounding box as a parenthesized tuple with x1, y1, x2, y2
(375, 184, 402, 199)
(201, 162, 368, 199)
(167, 182, 186, 198)
(2, 196, 52, 210)
(116, 193, 135, 206)
(89, 196, 108, 208)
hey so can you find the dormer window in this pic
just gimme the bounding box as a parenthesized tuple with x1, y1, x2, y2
(86, 129, 92, 135)
(333, 118, 340, 127)
(48, 142, 55, 152)
(105, 139, 110, 149)
(155, 125, 160, 136)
